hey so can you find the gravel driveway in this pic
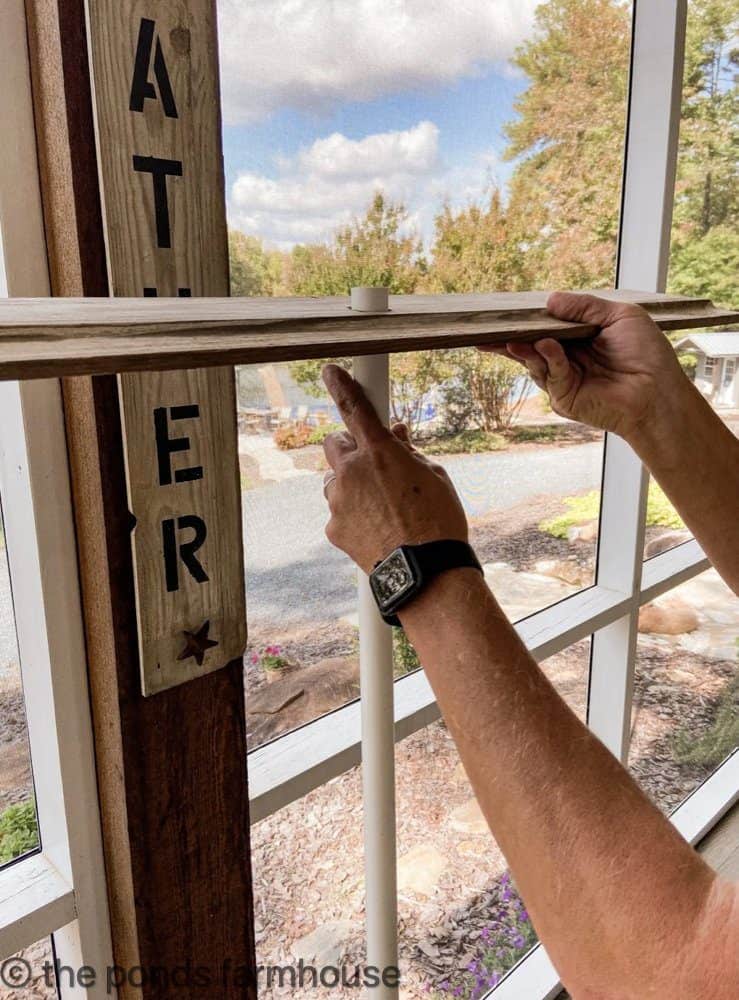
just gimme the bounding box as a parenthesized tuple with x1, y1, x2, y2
(243, 441, 602, 627)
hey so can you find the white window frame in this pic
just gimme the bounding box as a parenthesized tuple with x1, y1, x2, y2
(0, 1, 735, 999)
(0, 0, 114, 995)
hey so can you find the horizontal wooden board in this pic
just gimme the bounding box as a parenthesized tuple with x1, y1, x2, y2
(0, 289, 736, 379)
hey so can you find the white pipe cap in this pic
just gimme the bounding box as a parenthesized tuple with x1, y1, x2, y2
(350, 286, 389, 312)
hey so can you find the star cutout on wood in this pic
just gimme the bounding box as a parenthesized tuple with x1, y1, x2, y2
(177, 620, 219, 667)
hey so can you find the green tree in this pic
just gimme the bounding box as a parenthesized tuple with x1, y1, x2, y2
(668, 0, 739, 306)
(287, 194, 440, 433)
(285, 192, 424, 295)
(428, 190, 525, 292)
(502, 0, 631, 289)
(228, 230, 285, 296)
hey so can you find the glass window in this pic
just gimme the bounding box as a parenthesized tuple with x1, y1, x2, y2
(222, 0, 636, 741)
(0, 938, 57, 998)
(629, 569, 739, 814)
(250, 640, 591, 997)
(0, 496, 39, 869)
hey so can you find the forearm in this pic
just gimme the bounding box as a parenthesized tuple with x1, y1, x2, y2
(627, 375, 739, 593)
(399, 569, 735, 997)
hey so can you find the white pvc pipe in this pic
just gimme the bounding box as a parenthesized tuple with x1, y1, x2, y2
(352, 352, 399, 995)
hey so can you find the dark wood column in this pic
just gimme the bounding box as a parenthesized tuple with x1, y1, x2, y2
(23, 2, 256, 996)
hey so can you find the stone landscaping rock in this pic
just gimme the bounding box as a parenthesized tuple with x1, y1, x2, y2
(638, 598, 700, 636)
(397, 844, 448, 897)
(534, 558, 587, 587)
(452, 761, 469, 784)
(483, 563, 573, 623)
(448, 798, 489, 835)
(566, 520, 598, 543)
(643, 529, 692, 559)
(456, 840, 485, 857)
(247, 656, 359, 745)
(291, 920, 353, 966)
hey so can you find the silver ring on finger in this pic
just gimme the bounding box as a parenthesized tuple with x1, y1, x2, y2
(322, 471, 337, 500)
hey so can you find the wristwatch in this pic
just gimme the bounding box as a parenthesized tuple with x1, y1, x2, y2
(369, 540, 483, 626)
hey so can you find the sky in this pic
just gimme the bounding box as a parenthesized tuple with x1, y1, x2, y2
(217, 0, 540, 250)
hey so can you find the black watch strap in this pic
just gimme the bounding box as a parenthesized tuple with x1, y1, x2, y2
(382, 539, 483, 626)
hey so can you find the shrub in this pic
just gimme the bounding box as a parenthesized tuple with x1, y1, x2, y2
(424, 430, 507, 455)
(307, 423, 343, 445)
(433, 872, 536, 999)
(540, 482, 682, 539)
(440, 348, 530, 432)
(646, 483, 684, 530)
(506, 424, 562, 444)
(393, 628, 421, 676)
(672, 667, 739, 768)
(0, 801, 38, 864)
(273, 423, 313, 450)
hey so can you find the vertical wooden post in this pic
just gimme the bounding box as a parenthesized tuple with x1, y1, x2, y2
(23, 1, 256, 996)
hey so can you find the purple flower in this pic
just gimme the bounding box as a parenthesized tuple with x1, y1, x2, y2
(512, 934, 525, 949)
(502, 887, 512, 902)
(520, 910, 529, 922)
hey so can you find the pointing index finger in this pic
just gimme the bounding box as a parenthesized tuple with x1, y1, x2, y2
(322, 363, 388, 445)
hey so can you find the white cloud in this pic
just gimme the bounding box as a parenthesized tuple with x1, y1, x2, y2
(217, 0, 539, 125)
(294, 120, 439, 178)
(228, 120, 502, 249)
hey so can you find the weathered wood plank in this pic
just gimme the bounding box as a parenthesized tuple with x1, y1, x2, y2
(85, 0, 245, 695)
(0, 290, 735, 379)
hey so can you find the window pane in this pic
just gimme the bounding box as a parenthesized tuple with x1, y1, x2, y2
(629, 569, 739, 813)
(221, 0, 635, 723)
(0, 938, 57, 998)
(0, 498, 39, 868)
(251, 640, 590, 997)
(653, 0, 738, 561)
(241, 362, 360, 750)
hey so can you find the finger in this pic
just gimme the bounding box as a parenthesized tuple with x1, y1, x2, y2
(546, 290, 631, 329)
(534, 338, 572, 384)
(391, 422, 415, 450)
(323, 430, 356, 469)
(508, 343, 548, 385)
(322, 364, 388, 446)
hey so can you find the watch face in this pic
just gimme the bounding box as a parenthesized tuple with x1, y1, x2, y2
(371, 548, 416, 610)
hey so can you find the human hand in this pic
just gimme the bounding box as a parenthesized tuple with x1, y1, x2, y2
(320, 364, 468, 574)
(487, 291, 687, 441)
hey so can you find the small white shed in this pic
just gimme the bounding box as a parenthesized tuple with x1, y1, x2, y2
(675, 331, 739, 408)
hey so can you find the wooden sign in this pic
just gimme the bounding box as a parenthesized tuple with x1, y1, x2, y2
(86, 0, 246, 694)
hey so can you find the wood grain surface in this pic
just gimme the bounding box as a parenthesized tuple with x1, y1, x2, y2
(86, 0, 245, 693)
(0, 289, 735, 379)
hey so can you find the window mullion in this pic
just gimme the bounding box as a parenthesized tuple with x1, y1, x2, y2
(587, 0, 687, 763)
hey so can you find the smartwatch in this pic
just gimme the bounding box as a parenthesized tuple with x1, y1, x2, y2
(369, 539, 483, 626)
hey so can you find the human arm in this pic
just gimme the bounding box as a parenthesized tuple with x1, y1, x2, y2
(495, 292, 739, 593)
(320, 363, 739, 999)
